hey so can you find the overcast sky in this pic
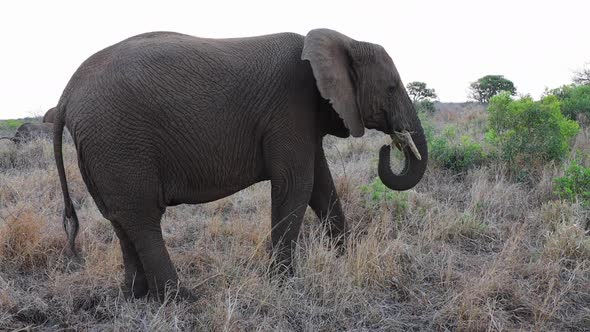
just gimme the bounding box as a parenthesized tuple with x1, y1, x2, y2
(0, 0, 588, 119)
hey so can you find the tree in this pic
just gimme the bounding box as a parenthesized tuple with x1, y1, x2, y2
(406, 81, 437, 102)
(468, 75, 516, 103)
(573, 62, 590, 85)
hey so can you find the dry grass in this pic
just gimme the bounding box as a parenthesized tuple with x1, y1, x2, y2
(0, 106, 589, 331)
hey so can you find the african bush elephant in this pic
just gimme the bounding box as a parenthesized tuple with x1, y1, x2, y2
(42, 107, 57, 123)
(1, 122, 53, 144)
(54, 29, 428, 301)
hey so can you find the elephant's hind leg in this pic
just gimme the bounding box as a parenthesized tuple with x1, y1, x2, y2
(113, 209, 196, 302)
(111, 222, 148, 299)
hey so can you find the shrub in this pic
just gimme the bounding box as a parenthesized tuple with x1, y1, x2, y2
(486, 93, 579, 172)
(429, 134, 488, 173)
(545, 84, 590, 121)
(560, 84, 590, 121)
(554, 160, 590, 208)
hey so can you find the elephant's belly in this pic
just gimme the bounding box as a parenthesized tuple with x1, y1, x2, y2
(164, 173, 268, 206)
(159, 138, 267, 206)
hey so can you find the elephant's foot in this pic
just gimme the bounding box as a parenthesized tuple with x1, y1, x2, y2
(63, 253, 84, 272)
(174, 286, 199, 302)
(122, 278, 149, 299)
(269, 262, 294, 289)
(329, 234, 347, 256)
(328, 232, 348, 256)
(269, 258, 295, 279)
(147, 284, 198, 302)
(323, 218, 349, 254)
(122, 277, 198, 302)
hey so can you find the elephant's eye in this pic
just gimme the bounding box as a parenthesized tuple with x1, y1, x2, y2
(387, 86, 395, 95)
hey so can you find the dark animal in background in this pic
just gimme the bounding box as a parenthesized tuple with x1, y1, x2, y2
(1, 122, 53, 144)
(42, 107, 57, 123)
(54, 29, 428, 301)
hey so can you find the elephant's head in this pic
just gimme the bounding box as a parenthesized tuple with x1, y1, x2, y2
(302, 29, 427, 191)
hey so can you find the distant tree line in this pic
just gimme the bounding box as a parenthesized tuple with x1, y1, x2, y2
(405, 60, 589, 113)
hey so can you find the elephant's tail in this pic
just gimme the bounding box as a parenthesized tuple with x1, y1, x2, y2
(53, 105, 79, 257)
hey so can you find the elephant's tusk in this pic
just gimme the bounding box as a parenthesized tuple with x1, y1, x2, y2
(392, 131, 422, 161)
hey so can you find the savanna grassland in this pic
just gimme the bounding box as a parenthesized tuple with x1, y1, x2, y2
(0, 102, 589, 331)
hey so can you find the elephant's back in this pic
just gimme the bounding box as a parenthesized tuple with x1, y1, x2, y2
(70, 31, 305, 78)
(62, 30, 308, 142)
(62, 30, 306, 115)
(115, 31, 305, 58)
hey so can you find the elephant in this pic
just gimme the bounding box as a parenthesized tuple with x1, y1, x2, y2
(42, 107, 57, 123)
(53, 29, 428, 301)
(1, 122, 53, 144)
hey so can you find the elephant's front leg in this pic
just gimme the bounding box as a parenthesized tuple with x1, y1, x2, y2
(308, 147, 347, 248)
(268, 150, 315, 276)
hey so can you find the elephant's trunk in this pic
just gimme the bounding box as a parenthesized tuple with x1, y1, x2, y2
(378, 129, 428, 191)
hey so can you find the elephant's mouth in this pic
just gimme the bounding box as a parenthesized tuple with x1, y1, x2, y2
(391, 131, 422, 161)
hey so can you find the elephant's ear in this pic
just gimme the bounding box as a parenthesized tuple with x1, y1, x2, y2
(302, 29, 364, 137)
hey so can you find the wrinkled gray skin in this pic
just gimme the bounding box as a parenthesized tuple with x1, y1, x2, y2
(0, 122, 53, 144)
(42, 107, 57, 123)
(54, 29, 428, 301)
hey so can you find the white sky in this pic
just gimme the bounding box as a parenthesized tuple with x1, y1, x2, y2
(1, 0, 588, 119)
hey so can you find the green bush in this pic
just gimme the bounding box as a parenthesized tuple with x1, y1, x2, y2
(487, 93, 579, 170)
(419, 113, 490, 174)
(546, 84, 590, 121)
(561, 85, 590, 121)
(429, 134, 488, 173)
(554, 160, 590, 207)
